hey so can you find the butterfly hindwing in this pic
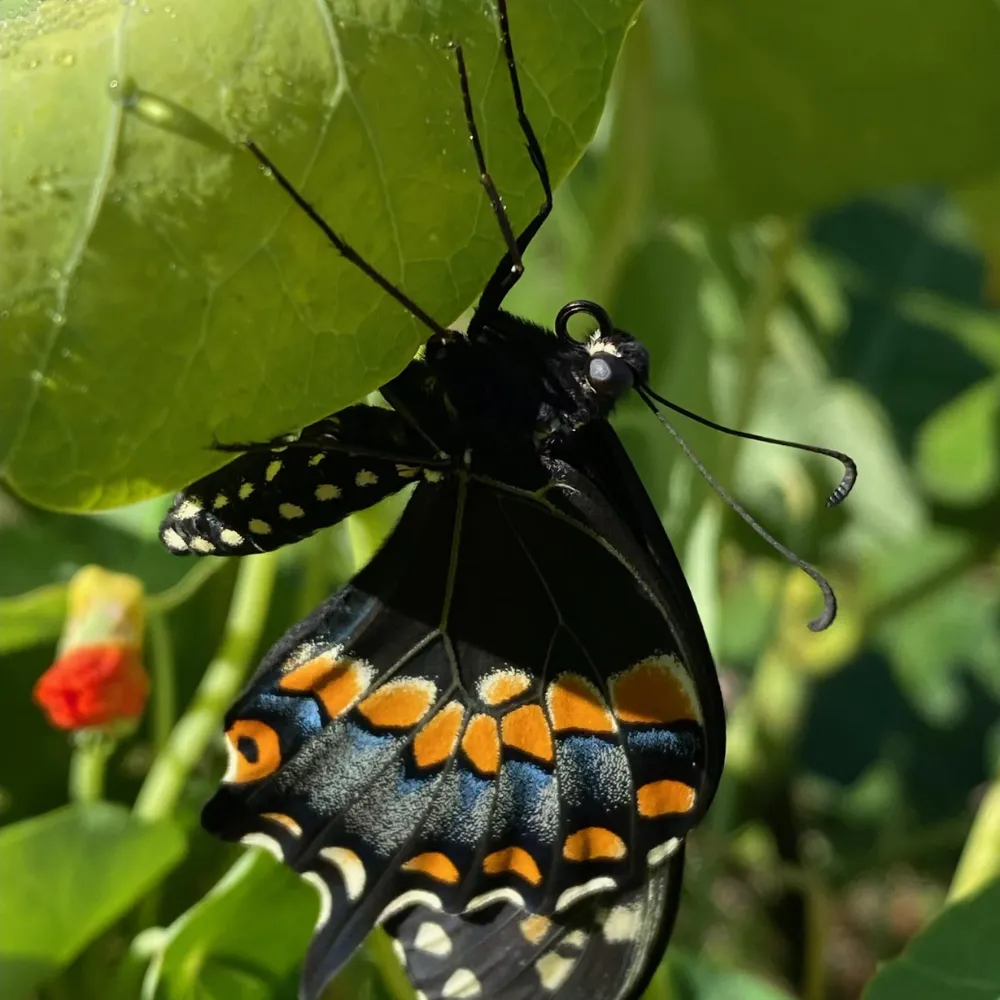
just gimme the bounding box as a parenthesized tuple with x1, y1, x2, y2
(201, 462, 712, 998)
(159, 401, 442, 557)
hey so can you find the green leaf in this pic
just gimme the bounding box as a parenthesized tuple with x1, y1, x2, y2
(142, 850, 315, 1000)
(916, 377, 1000, 506)
(664, 949, 795, 1000)
(644, 0, 1000, 220)
(0, 803, 186, 999)
(864, 878, 1000, 1000)
(0, 582, 66, 654)
(0, 0, 640, 511)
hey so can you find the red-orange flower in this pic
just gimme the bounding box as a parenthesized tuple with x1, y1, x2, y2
(34, 643, 149, 730)
(33, 566, 148, 731)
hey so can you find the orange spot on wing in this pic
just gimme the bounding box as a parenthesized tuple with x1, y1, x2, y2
(519, 914, 552, 944)
(413, 701, 465, 768)
(401, 851, 460, 883)
(547, 673, 616, 734)
(225, 719, 281, 783)
(562, 827, 627, 862)
(358, 677, 436, 729)
(501, 704, 554, 762)
(479, 668, 532, 706)
(278, 653, 372, 719)
(483, 846, 542, 885)
(461, 713, 500, 775)
(610, 657, 697, 725)
(636, 779, 696, 817)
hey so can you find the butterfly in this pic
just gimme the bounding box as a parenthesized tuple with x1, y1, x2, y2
(159, 3, 855, 998)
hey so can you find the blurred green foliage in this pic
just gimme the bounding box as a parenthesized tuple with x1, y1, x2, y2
(3, 1, 1000, 999)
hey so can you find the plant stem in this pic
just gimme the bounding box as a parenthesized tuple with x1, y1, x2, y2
(146, 559, 225, 615)
(69, 732, 112, 804)
(146, 610, 175, 754)
(948, 772, 1000, 903)
(133, 552, 280, 823)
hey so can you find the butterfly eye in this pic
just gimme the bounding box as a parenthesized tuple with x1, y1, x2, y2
(588, 353, 633, 396)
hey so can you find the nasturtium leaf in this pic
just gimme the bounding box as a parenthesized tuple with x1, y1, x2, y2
(0, 803, 186, 999)
(666, 949, 795, 1000)
(0, 0, 640, 511)
(645, 0, 1000, 221)
(864, 878, 1000, 1000)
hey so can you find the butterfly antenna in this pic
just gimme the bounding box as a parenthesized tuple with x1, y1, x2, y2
(635, 386, 839, 631)
(640, 385, 857, 508)
(244, 140, 451, 340)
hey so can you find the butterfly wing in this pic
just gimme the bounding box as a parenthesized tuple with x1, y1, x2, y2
(385, 845, 685, 1000)
(202, 460, 714, 1000)
(159, 402, 441, 557)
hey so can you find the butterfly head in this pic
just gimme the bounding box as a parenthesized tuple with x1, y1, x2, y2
(556, 300, 650, 403)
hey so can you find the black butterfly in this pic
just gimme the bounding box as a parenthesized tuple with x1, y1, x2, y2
(160, 4, 855, 998)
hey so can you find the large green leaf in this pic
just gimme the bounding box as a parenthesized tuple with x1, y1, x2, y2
(644, 0, 1000, 220)
(864, 878, 1000, 1000)
(662, 949, 795, 1000)
(0, 0, 639, 511)
(0, 803, 186, 999)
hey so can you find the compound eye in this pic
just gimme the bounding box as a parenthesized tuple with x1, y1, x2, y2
(588, 353, 634, 396)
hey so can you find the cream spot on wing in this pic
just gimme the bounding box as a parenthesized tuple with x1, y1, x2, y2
(279, 502, 305, 520)
(423, 469, 444, 483)
(265, 460, 282, 482)
(220, 528, 245, 547)
(391, 938, 406, 964)
(602, 903, 640, 943)
(301, 870, 333, 928)
(261, 812, 302, 837)
(377, 890, 443, 924)
(239, 482, 254, 499)
(240, 832, 283, 861)
(563, 929, 589, 949)
(213, 493, 228, 509)
(464, 888, 525, 913)
(442, 969, 481, 998)
(249, 519, 272, 535)
(535, 952, 574, 991)
(319, 846, 366, 901)
(414, 921, 452, 957)
(189, 537, 216, 553)
(309, 453, 326, 466)
(555, 876, 617, 913)
(396, 464, 419, 478)
(355, 469, 378, 487)
(174, 499, 202, 519)
(647, 837, 683, 867)
(315, 484, 341, 501)
(162, 528, 188, 552)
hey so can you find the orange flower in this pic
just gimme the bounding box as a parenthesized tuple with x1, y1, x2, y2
(33, 566, 148, 731)
(34, 643, 148, 730)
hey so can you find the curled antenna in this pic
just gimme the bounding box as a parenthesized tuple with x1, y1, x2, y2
(634, 385, 841, 631)
(640, 386, 857, 508)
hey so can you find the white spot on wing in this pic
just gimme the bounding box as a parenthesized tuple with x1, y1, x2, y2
(423, 469, 444, 483)
(309, 453, 326, 466)
(355, 469, 378, 487)
(220, 528, 245, 547)
(465, 888, 526, 913)
(162, 528, 188, 552)
(377, 889, 443, 925)
(189, 537, 216, 553)
(315, 484, 340, 501)
(249, 519, 271, 535)
(319, 846, 366, 902)
(647, 837, 682, 868)
(563, 929, 589, 949)
(240, 832, 283, 861)
(239, 482, 254, 499)
(555, 876, 617, 913)
(414, 921, 452, 957)
(301, 870, 333, 928)
(442, 969, 481, 998)
(265, 460, 282, 482)
(535, 951, 575, 991)
(213, 493, 228, 509)
(174, 499, 202, 519)
(279, 502, 305, 520)
(602, 903, 640, 943)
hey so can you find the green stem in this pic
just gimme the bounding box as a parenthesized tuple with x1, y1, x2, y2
(948, 773, 1000, 903)
(69, 732, 112, 804)
(146, 610, 175, 754)
(146, 558, 225, 615)
(133, 552, 280, 823)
